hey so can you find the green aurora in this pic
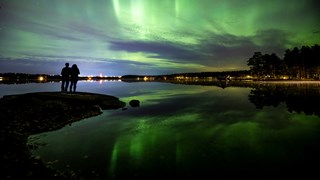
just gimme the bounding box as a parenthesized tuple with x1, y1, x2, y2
(0, 0, 319, 76)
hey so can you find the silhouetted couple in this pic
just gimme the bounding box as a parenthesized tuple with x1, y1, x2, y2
(61, 63, 80, 92)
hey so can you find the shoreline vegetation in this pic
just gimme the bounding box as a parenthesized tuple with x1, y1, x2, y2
(0, 92, 125, 179)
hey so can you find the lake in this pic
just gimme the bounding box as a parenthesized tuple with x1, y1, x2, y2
(2, 80, 320, 178)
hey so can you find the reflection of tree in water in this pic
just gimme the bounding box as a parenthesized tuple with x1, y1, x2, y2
(248, 84, 287, 109)
(249, 83, 320, 117)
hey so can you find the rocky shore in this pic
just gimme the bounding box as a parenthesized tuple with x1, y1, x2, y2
(0, 92, 126, 179)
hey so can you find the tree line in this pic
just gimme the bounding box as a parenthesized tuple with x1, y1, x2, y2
(247, 44, 320, 79)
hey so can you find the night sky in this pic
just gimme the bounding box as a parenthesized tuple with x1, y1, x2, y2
(0, 0, 319, 76)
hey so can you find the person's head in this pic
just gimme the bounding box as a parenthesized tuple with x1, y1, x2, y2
(65, 63, 69, 67)
(72, 64, 77, 68)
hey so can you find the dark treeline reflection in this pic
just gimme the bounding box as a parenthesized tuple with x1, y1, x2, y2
(169, 80, 320, 117)
(248, 83, 320, 116)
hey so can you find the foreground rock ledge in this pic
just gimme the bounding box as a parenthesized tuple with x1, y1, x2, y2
(0, 92, 126, 179)
(1, 91, 126, 135)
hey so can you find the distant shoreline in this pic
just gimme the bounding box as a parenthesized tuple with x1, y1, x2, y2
(1, 72, 320, 84)
(1, 78, 320, 85)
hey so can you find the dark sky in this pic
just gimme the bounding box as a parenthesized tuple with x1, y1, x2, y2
(0, 0, 319, 76)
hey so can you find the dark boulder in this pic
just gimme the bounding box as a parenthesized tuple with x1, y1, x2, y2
(129, 99, 140, 107)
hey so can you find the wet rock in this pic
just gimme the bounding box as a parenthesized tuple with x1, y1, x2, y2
(129, 100, 140, 107)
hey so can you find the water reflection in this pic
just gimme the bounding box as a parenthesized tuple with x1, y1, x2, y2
(249, 83, 320, 116)
(24, 81, 320, 178)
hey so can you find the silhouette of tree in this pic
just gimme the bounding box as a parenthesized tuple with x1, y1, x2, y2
(284, 47, 300, 79)
(247, 52, 264, 78)
(247, 44, 320, 79)
(311, 44, 320, 79)
(301, 46, 312, 78)
(281, 44, 320, 79)
(248, 52, 286, 79)
(263, 53, 283, 78)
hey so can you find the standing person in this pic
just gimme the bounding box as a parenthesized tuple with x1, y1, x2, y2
(70, 64, 80, 92)
(61, 63, 70, 92)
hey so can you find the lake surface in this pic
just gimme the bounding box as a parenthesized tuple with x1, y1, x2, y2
(2, 81, 320, 178)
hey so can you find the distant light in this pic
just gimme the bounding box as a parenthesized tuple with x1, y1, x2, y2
(38, 76, 44, 81)
(0, 77, 3, 81)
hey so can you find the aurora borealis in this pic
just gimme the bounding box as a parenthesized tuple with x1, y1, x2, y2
(0, 0, 319, 76)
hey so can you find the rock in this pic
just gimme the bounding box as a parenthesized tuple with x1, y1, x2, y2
(129, 100, 140, 107)
(0, 91, 126, 134)
(0, 92, 126, 179)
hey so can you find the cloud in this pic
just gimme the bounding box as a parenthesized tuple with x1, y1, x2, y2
(0, 57, 61, 74)
(108, 28, 291, 69)
(0, 10, 82, 41)
(0, 55, 165, 76)
(253, 29, 290, 53)
(109, 40, 202, 61)
(199, 29, 292, 65)
(200, 33, 258, 61)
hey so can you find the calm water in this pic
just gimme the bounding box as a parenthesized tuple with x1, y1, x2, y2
(2, 81, 320, 178)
